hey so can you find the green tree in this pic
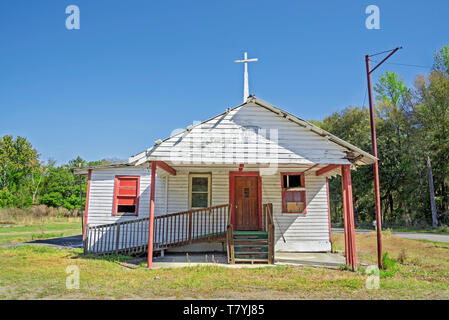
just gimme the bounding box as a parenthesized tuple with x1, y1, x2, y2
(0, 135, 39, 207)
(39, 164, 79, 210)
(433, 46, 449, 75)
(39, 157, 112, 211)
(374, 71, 415, 225)
(375, 71, 410, 106)
(414, 47, 449, 217)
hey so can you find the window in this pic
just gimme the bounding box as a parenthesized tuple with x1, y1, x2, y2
(113, 176, 140, 216)
(189, 173, 211, 209)
(281, 173, 306, 214)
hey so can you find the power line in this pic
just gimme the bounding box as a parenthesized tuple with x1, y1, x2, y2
(384, 62, 431, 69)
(371, 59, 431, 69)
(369, 48, 399, 57)
(362, 88, 367, 108)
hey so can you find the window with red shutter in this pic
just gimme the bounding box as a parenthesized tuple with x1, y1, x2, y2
(281, 173, 306, 214)
(113, 176, 140, 216)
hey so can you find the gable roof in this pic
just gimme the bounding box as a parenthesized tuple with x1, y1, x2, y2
(129, 96, 376, 167)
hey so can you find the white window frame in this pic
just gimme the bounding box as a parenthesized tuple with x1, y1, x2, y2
(188, 173, 212, 209)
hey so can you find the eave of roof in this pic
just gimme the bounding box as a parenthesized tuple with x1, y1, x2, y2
(72, 162, 134, 175)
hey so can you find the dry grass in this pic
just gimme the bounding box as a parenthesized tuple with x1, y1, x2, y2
(0, 231, 448, 299)
(334, 231, 448, 269)
(0, 206, 80, 225)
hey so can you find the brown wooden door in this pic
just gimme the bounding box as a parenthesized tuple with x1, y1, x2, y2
(234, 176, 259, 230)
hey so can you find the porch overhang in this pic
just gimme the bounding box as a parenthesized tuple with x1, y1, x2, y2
(152, 160, 177, 176)
(316, 164, 341, 176)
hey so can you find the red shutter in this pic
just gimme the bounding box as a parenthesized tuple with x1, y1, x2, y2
(113, 176, 140, 216)
(117, 178, 138, 205)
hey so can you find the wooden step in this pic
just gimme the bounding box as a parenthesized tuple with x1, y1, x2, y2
(235, 252, 268, 257)
(234, 231, 268, 236)
(233, 238, 268, 243)
(234, 236, 268, 239)
(234, 237, 267, 241)
(234, 234, 268, 240)
(234, 258, 269, 263)
(228, 228, 272, 264)
(234, 244, 268, 252)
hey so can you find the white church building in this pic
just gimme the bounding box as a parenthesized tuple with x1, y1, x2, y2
(75, 54, 372, 268)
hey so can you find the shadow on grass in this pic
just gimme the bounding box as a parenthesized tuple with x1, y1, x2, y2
(71, 250, 140, 263)
(71, 250, 150, 268)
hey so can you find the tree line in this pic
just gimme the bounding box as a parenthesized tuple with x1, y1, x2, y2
(0, 139, 111, 212)
(0, 46, 448, 227)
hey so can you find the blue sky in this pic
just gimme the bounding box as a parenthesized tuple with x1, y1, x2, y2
(0, 0, 448, 164)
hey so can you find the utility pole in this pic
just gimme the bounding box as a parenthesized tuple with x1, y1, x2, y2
(427, 156, 438, 227)
(365, 47, 402, 269)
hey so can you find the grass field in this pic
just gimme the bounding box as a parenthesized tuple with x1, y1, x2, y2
(0, 229, 448, 299)
(332, 223, 449, 235)
(0, 217, 81, 245)
(388, 226, 449, 235)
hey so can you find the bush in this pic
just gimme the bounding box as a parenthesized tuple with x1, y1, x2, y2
(436, 225, 449, 233)
(397, 249, 407, 265)
(0, 207, 26, 220)
(0, 189, 18, 208)
(380, 252, 400, 278)
(382, 229, 393, 238)
(30, 205, 51, 217)
(382, 252, 396, 269)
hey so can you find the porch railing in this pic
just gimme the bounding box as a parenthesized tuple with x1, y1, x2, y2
(84, 204, 232, 255)
(226, 205, 234, 264)
(262, 203, 275, 264)
(153, 204, 231, 248)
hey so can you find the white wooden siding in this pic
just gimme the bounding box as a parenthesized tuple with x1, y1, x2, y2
(163, 167, 331, 252)
(133, 102, 353, 166)
(86, 166, 331, 252)
(261, 173, 331, 251)
(86, 166, 166, 226)
(165, 169, 229, 214)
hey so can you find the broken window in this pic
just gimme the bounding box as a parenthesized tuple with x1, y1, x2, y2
(281, 173, 306, 213)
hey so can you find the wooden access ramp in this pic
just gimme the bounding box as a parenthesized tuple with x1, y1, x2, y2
(84, 204, 231, 256)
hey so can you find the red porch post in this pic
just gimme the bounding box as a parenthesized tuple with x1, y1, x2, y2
(341, 167, 350, 264)
(326, 177, 332, 244)
(341, 164, 357, 270)
(147, 161, 157, 268)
